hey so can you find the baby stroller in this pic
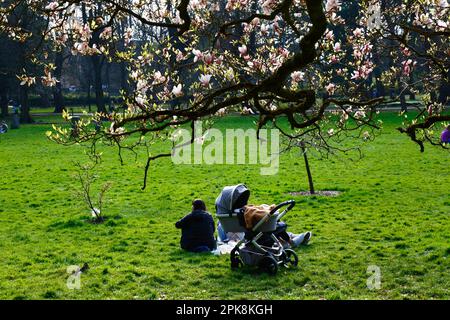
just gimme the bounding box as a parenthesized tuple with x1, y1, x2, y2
(216, 184, 299, 275)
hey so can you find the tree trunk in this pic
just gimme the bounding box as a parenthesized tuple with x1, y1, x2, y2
(91, 55, 106, 113)
(373, 51, 385, 97)
(438, 70, 450, 105)
(53, 51, 65, 113)
(39, 91, 51, 109)
(87, 74, 92, 113)
(19, 85, 33, 123)
(119, 19, 129, 108)
(248, 0, 258, 54)
(120, 62, 128, 96)
(398, 78, 408, 112)
(400, 92, 407, 112)
(0, 82, 8, 117)
(300, 142, 315, 194)
(105, 62, 112, 111)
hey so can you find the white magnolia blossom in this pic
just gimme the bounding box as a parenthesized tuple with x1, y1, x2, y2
(172, 84, 183, 97)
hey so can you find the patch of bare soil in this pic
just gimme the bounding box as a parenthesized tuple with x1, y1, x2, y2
(288, 191, 342, 197)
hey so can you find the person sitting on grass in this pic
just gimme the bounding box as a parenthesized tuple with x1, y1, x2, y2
(175, 199, 216, 253)
(441, 125, 450, 143)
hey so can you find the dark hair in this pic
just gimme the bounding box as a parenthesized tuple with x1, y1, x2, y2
(192, 199, 206, 211)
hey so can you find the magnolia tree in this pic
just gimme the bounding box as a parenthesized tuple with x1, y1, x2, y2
(0, 0, 448, 188)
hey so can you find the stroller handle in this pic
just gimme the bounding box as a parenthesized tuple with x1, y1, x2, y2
(250, 200, 296, 233)
(269, 200, 296, 215)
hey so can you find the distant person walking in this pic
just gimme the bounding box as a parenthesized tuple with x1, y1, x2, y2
(441, 125, 450, 143)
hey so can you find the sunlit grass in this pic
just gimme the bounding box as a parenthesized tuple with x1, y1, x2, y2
(0, 113, 448, 300)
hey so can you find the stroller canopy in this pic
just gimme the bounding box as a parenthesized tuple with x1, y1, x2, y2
(215, 184, 250, 216)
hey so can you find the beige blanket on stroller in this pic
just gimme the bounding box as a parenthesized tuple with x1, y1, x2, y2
(243, 204, 276, 229)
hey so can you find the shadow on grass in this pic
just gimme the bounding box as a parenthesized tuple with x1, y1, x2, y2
(47, 214, 125, 230)
(167, 245, 309, 280)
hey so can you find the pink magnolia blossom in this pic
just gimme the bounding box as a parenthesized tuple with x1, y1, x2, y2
(291, 71, 305, 83)
(273, 20, 282, 35)
(324, 30, 334, 41)
(260, 24, 270, 36)
(238, 44, 247, 56)
(203, 52, 214, 65)
(401, 46, 411, 57)
(354, 109, 366, 119)
(216, 108, 227, 116)
(247, 60, 262, 71)
(362, 43, 373, 54)
(278, 47, 290, 59)
(192, 49, 203, 63)
(353, 49, 363, 60)
(226, 0, 249, 11)
(401, 59, 416, 76)
(333, 42, 342, 52)
(353, 28, 363, 38)
(414, 13, 432, 26)
(176, 52, 185, 62)
(80, 24, 92, 42)
(172, 84, 183, 97)
(153, 71, 166, 85)
(352, 63, 374, 80)
(262, 0, 277, 14)
(45, 2, 58, 10)
(136, 79, 148, 94)
(135, 96, 145, 106)
(439, 0, 449, 8)
(100, 27, 113, 40)
(326, 0, 341, 13)
(242, 23, 253, 33)
(190, 0, 208, 10)
(437, 20, 448, 30)
(124, 28, 133, 45)
(326, 83, 336, 95)
(199, 74, 212, 87)
(330, 55, 339, 63)
(215, 55, 224, 65)
(72, 42, 89, 55)
(251, 17, 260, 27)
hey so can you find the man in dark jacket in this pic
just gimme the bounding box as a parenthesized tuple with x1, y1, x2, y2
(175, 199, 216, 253)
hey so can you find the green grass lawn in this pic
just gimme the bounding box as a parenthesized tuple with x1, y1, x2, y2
(0, 113, 449, 300)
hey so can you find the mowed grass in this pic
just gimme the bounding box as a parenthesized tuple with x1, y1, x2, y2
(0, 113, 449, 300)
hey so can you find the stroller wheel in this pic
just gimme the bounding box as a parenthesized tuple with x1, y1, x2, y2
(260, 255, 278, 275)
(230, 249, 243, 270)
(284, 249, 299, 267)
